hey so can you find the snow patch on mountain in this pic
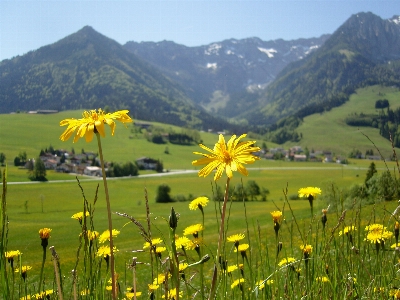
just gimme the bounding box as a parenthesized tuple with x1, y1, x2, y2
(257, 47, 277, 58)
(304, 45, 319, 55)
(205, 43, 222, 55)
(390, 15, 400, 25)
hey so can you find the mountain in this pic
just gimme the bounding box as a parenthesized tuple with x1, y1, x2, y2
(0, 26, 231, 130)
(124, 35, 330, 118)
(248, 13, 400, 126)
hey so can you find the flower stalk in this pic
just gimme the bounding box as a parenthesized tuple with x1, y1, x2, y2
(209, 177, 230, 300)
(96, 132, 117, 300)
(50, 246, 63, 300)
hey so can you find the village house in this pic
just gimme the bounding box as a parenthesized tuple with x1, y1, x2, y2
(293, 154, 307, 162)
(136, 157, 158, 170)
(84, 166, 103, 176)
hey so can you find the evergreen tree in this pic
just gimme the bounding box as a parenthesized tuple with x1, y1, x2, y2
(155, 184, 173, 203)
(31, 157, 47, 181)
(14, 156, 21, 166)
(19, 151, 27, 165)
(0, 153, 5, 166)
(246, 180, 261, 201)
(365, 162, 377, 186)
(155, 160, 164, 173)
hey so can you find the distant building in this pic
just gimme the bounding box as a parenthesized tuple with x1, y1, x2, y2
(136, 157, 158, 170)
(293, 154, 307, 162)
(84, 166, 102, 176)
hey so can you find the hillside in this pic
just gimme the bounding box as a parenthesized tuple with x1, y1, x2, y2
(0, 26, 232, 131)
(246, 13, 400, 125)
(124, 35, 329, 118)
(284, 85, 400, 158)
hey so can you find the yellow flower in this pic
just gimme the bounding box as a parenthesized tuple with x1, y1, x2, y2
(364, 224, 393, 244)
(270, 211, 282, 223)
(143, 238, 163, 249)
(155, 246, 166, 254)
(226, 264, 238, 274)
(5, 250, 22, 259)
(60, 109, 132, 143)
(99, 229, 120, 243)
(391, 243, 400, 248)
(162, 288, 183, 299)
(185, 238, 203, 250)
(183, 224, 204, 236)
(80, 289, 90, 295)
(390, 289, 400, 298)
(339, 225, 357, 236)
(97, 245, 118, 257)
(298, 187, 322, 200)
(125, 291, 142, 299)
(189, 196, 209, 210)
(256, 279, 273, 290)
(153, 273, 170, 285)
(227, 233, 245, 243)
(86, 230, 99, 241)
(39, 228, 52, 239)
(34, 290, 53, 300)
(179, 263, 188, 272)
(148, 284, 160, 292)
(15, 265, 32, 279)
(278, 257, 296, 267)
(231, 278, 245, 289)
(300, 244, 313, 254)
(71, 211, 90, 221)
(256, 280, 265, 290)
(15, 265, 32, 273)
(175, 236, 191, 249)
(315, 276, 330, 283)
(234, 243, 249, 253)
(192, 134, 260, 181)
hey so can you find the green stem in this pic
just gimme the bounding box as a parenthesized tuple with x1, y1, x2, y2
(208, 177, 230, 300)
(200, 209, 205, 300)
(96, 133, 116, 300)
(38, 246, 46, 293)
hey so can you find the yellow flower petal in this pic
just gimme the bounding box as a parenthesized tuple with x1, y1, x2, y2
(59, 109, 133, 143)
(192, 133, 260, 181)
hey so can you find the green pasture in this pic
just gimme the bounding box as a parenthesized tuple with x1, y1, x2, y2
(1, 88, 400, 296)
(3, 155, 399, 291)
(286, 85, 400, 158)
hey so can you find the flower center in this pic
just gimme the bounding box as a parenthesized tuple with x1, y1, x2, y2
(222, 150, 231, 163)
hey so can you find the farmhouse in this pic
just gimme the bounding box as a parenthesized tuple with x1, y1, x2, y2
(84, 166, 103, 176)
(136, 157, 159, 170)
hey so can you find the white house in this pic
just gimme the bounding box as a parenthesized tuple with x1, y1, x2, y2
(84, 166, 102, 176)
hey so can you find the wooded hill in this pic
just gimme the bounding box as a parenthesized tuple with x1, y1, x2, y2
(0, 26, 234, 131)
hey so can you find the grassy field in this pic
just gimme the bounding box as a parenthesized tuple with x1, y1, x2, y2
(1, 85, 399, 173)
(285, 85, 400, 158)
(3, 157, 398, 286)
(1, 85, 400, 298)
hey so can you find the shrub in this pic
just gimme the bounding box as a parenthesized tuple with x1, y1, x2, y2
(155, 184, 173, 203)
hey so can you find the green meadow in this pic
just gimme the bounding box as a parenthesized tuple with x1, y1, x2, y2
(1, 87, 400, 298)
(285, 85, 400, 158)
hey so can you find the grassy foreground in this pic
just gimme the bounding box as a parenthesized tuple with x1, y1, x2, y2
(2, 156, 400, 299)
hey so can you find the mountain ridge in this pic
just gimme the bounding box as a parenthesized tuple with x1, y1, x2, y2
(0, 25, 234, 131)
(248, 12, 400, 126)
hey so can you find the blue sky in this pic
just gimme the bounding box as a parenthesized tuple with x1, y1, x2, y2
(0, 0, 398, 61)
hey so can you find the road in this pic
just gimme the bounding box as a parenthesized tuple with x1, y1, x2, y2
(2, 165, 373, 185)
